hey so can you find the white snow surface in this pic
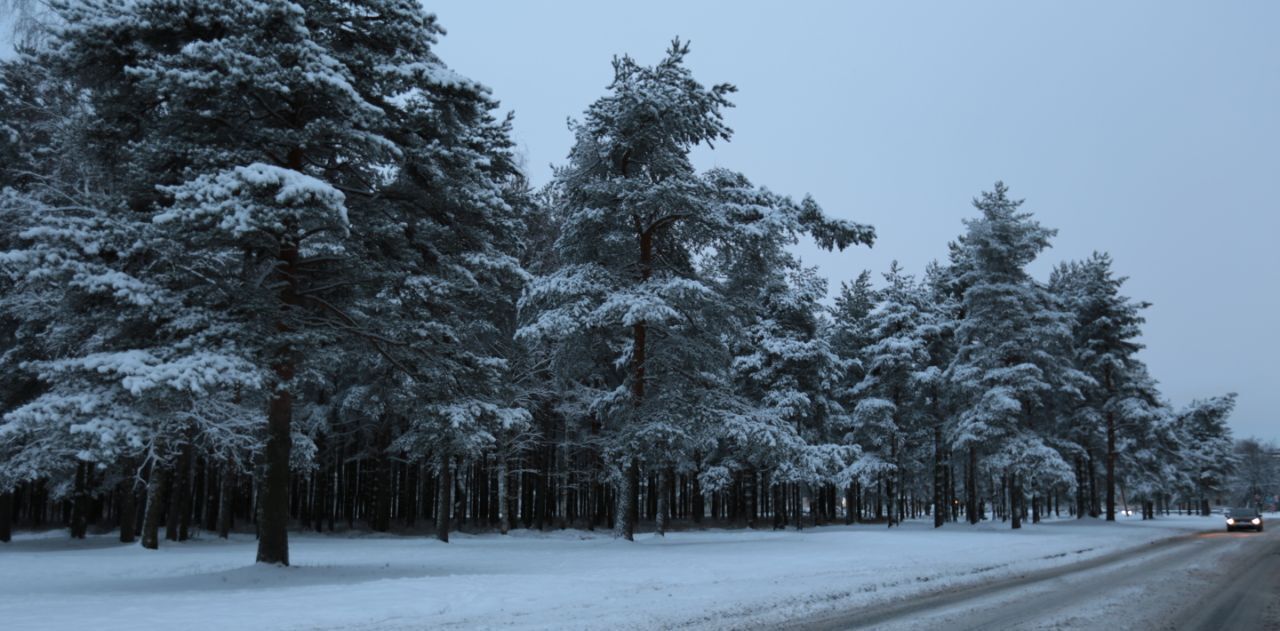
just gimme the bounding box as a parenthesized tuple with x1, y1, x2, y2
(0, 515, 1223, 630)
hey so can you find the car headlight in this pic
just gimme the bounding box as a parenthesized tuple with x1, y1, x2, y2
(1252, 518, 1261, 525)
(1227, 518, 1236, 525)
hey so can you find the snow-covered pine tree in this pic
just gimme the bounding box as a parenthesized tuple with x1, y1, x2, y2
(715, 216, 851, 530)
(0, 39, 266, 545)
(521, 41, 872, 539)
(918, 262, 959, 527)
(844, 263, 924, 527)
(337, 40, 530, 543)
(32, 0, 484, 564)
(1172, 393, 1236, 515)
(947, 183, 1077, 529)
(1051, 252, 1151, 520)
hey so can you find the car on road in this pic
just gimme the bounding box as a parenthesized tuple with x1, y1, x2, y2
(1225, 507, 1264, 532)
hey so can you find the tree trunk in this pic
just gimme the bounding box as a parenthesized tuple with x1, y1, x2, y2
(218, 467, 235, 538)
(70, 461, 89, 539)
(966, 446, 979, 524)
(257, 233, 301, 566)
(1105, 410, 1116, 522)
(141, 463, 168, 550)
(435, 457, 452, 543)
(497, 456, 510, 535)
(691, 467, 703, 525)
(1088, 454, 1099, 517)
(374, 453, 391, 532)
(203, 460, 219, 532)
(256, 370, 293, 565)
(118, 473, 137, 544)
(933, 425, 945, 528)
(1010, 471, 1022, 530)
(613, 459, 637, 541)
(177, 445, 193, 541)
(656, 466, 670, 536)
(0, 491, 12, 543)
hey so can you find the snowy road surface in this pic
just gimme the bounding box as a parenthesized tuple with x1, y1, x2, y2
(0, 515, 1262, 630)
(781, 523, 1280, 630)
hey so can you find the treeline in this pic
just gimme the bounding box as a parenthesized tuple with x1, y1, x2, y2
(0, 1, 1235, 561)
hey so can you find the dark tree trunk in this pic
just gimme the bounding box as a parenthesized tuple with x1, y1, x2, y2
(402, 462, 418, 528)
(0, 491, 12, 543)
(70, 461, 89, 539)
(256, 370, 293, 565)
(1075, 456, 1086, 519)
(218, 467, 235, 538)
(142, 463, 167, 550)
(1088, 454, 1100, 517)
(691, 467, 703, 525)
(933, 425, 945, 528)
(204, 460, 219, 532)
(1010, 471, 1022, 530)
(436, 458, 452, 543)
(256, 233, 301, 566)
(497, 456, 510, 534)
(165, 462, 181, 541)
(966, 446, 979, 524)
(656, 466, 672, 536)
(616, 226, 654, 541)
(177, 445, 193, 541)
(1105, 410, 1116, 522)
(373, 454, 391, 532)
(118, 473, 137, 544)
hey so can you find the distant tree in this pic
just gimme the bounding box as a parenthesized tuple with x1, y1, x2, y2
(1228, 438, 1276, 509)
(1172, 394, 1237, 515)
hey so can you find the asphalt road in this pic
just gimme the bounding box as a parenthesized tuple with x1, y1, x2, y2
(778, 524, 1280, 630)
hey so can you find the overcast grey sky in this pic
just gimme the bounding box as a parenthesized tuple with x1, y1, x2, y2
(423, 0, 1278, 442)
(3, 2, 1276, 442)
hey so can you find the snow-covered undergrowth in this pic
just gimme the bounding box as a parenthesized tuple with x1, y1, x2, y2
(0, 515, 1224, 630)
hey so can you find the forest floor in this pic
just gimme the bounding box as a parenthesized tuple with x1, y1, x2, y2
(0, 513, 1235, 630)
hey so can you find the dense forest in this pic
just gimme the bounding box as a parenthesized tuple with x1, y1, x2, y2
(0, 0, 1239, 564)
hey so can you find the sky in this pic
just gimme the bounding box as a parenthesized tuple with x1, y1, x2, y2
(3, 2, 1277, 442)
(428, 0, 1279, 443)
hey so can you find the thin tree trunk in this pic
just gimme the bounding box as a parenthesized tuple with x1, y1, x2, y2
(218, 467, 235, 538)
(70, 461, 89, 539)
(177, 445, 193, 541)
(656, 466, 670, 536)
(497, 456, 510, 535)
(933, 425, 945, 528)
(141, 463, 167, 550)
(966, 446, 979, 524)
(1010, 471, 1022, 530)
(435, 457, 452, 543)
(1106, 410, 1116, 522)
(1088, 454, 1100, 517)
(374, 453, 391, 532)
(118, 471, 137, 544)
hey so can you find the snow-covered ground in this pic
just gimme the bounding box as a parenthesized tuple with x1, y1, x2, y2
(0, 514, 1227, 630)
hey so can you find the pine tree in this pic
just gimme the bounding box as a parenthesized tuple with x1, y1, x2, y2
(1173, 394, 1236, 515)
(947, 183, 1076, 529)
(522, 41, 871, 539)
(1051, 252, 1150, 520)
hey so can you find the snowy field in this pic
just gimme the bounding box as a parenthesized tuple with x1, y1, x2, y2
(0, 515, 1227, 630)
